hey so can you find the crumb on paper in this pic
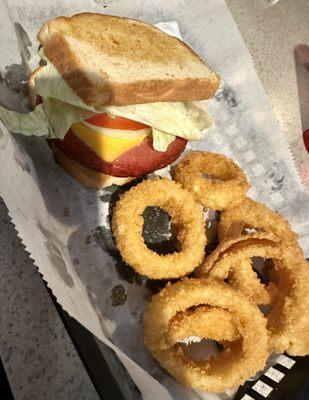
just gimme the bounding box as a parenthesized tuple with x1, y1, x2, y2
(110, 284, 127, 306)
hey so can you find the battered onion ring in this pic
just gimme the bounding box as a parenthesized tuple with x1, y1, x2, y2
(167, 306, 240, 344)
(144, 278, 268, 392)
(112, 178, 206, 279)
(172, 151, 249, 210)
(266, 254, 309, 356)
(198, 232, 281, 305)
(219, 197, 302, 254)
(198, 234, 309, 355)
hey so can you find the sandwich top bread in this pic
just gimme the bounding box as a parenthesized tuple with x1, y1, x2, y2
(38, 13, 220, 106)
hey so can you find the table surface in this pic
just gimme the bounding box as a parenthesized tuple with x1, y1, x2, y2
(0, 1, 308, 399)
(227, 0, 309, 184)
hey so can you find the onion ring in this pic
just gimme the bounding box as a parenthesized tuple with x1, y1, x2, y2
(112, 178, 206, 279)
(198, 232, 281, 305)
(172, 151, 249, 210)
(198, 233, 309, 355)
(144, 278, 268, 392)
(266, 254, 309, 356)
(167, 306, 240, 344)
(218, 197, 302, 254)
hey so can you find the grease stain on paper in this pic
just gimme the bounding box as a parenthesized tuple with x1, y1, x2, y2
(110, 284, 127, 307)
(94, 0, 116, 6)
(265, 162, 285, 192)
(37, 222, 74, 287)
(13, 151, 31, 174)
(215, 85, 238, 108)
(0, 23, 31, 96)
(90, 225, 143, 285)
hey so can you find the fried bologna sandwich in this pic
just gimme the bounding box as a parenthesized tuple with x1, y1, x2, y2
(1, 13, 220, 188)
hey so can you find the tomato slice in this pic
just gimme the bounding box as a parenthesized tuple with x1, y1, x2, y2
(86, 113, 149, 130)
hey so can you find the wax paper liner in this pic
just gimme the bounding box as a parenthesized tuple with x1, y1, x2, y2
(0, 1, 308, 399)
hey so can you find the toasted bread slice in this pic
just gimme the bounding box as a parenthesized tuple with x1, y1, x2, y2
(38, 13, 220, 107)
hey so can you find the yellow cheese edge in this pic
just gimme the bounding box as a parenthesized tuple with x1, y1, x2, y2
(71, 122, 148, 162)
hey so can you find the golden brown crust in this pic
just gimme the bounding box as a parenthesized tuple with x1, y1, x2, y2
(172, 151, 249, 210)
(105, 76, 220, 106)
(51, 144, 133, 189)
(112, 178, 206, 279)
(40, 32, 111, 106)
(38, 13, 220, 106)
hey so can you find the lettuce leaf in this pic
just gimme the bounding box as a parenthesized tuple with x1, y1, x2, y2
(0, 103, 49, 136)
(105, 101, 212, 142)
(0, 98, 94, 138)
(43, 97, 94, 138)
(152, 129, 175, 151)
(35, 49, 97, 112)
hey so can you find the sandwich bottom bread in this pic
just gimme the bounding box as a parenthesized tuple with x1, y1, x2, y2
(51, 144, 134, 189)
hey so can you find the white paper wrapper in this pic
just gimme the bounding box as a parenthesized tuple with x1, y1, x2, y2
(0, 1, 308, 399)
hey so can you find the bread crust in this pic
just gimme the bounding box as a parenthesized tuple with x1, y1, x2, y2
(38, 13, 220, 107)
(102, 76, 220, 105)
(51, 143, 133, 189)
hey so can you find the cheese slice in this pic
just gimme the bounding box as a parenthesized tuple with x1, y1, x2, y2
(70, 122, 149, 162)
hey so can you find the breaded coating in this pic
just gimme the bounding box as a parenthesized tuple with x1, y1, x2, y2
(112, 178, 206, 279)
